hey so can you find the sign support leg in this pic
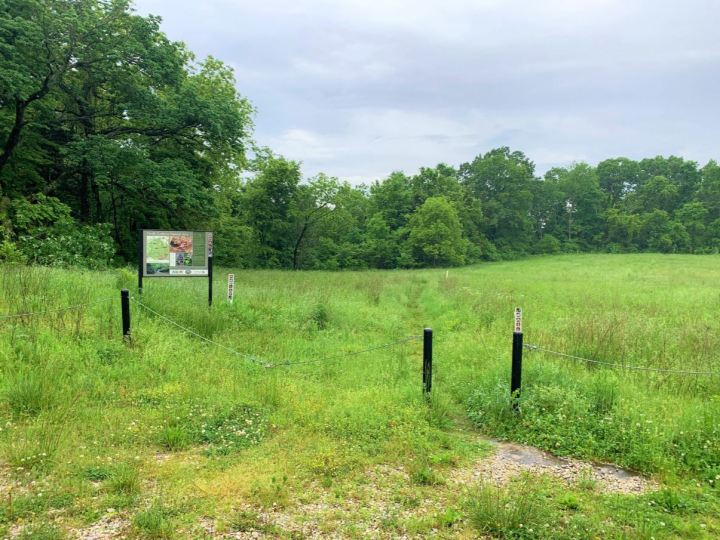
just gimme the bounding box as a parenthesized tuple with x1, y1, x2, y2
(208, 256, 213, 307)
(137, 229, 143, 294)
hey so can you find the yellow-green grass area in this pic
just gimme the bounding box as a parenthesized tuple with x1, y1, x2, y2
(1, 255, 719, 539)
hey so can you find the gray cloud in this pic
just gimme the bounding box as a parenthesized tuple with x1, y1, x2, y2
(134, 0, 720, 181)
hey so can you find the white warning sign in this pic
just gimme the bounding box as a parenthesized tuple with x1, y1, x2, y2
(227, 273, 235, 303)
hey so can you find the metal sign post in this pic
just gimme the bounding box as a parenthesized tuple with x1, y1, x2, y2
(511, 307, 523, 409)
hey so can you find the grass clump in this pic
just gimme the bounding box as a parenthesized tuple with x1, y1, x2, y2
(408, 458, 445, 486)
(106, 463, 141, 496)
(227, 509, 281, 534)
(82, 465, 111, 482)
(157, 426, 192, 452)
(307, 302, 330, 330)
(229, 509, 263, 532)
(249, 475, 290, 508)
(16, 523, 65, 540)
(4, 368, 56, 417)
(5, 415, 68, 471)
(132, 504, 175, 539)
(465, 477, 555, 539)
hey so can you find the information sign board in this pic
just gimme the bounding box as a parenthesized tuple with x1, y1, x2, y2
(142, 230, 213, 277)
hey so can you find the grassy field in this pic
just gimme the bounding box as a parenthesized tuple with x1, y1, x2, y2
(1, 254, 720, 539)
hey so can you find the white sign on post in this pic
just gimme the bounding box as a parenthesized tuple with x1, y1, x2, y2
(227, 273, 235, 303)
(514, 307, 522, 333)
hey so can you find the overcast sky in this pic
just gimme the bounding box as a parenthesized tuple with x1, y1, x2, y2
(133, 0, 719, 183)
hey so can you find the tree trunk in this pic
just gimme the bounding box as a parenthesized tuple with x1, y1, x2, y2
(0, 100, 28, 182)
(292, 221, 309, 270)
(92, 177, 102, 220)
(77, 89, 95, 222)
(109, 183, 121, 244)
(0, 72, 55, 182)
(79, 169, 91, 221)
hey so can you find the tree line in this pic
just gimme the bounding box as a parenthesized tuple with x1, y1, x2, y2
(2, 1, 720, 269)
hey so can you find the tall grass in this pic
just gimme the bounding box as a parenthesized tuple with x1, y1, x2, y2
(1, 255, 720, 536)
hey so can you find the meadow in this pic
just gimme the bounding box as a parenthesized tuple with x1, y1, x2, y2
(1, 254, 720, 539)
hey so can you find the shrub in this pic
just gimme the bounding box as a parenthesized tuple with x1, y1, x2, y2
(535, 235, 561, 254)
(308, 303, 330, 330)
(0, 240, 26, 263)
(9, 194, 115, 269)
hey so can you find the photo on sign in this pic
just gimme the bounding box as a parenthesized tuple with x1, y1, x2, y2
(174, 252, 193, 266)
(146, 262, 170, 275)
(169, 235, 192, 253)
(146, 235, 170, 275)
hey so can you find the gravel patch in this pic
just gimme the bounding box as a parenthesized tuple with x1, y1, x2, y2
(69, 513, 130, 539)
(196, 442, 657, 539)
(452, 440, 656, 494)
(199, 465, 422, 539)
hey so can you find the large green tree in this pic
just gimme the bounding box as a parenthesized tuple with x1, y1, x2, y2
(0, 0, 81, 182)
(400, 196, 466, 267)
(1, 0, 253, 260)
(597, 157, 640, 206)
(459, 147, 535, 252)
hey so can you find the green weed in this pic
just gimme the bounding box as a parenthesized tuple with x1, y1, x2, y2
(250, 475, 289, 508)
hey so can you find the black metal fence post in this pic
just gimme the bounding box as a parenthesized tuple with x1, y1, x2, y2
(423, 328, 433, 395)
(121, 289, 131, 340)
(511, 307, 523, 408)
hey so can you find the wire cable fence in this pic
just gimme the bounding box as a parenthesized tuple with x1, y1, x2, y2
(131, 297, 420, 370)
(524, 343, 720, 377)
(268, 336, 420, 368)
(0, 296, 116, 321)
